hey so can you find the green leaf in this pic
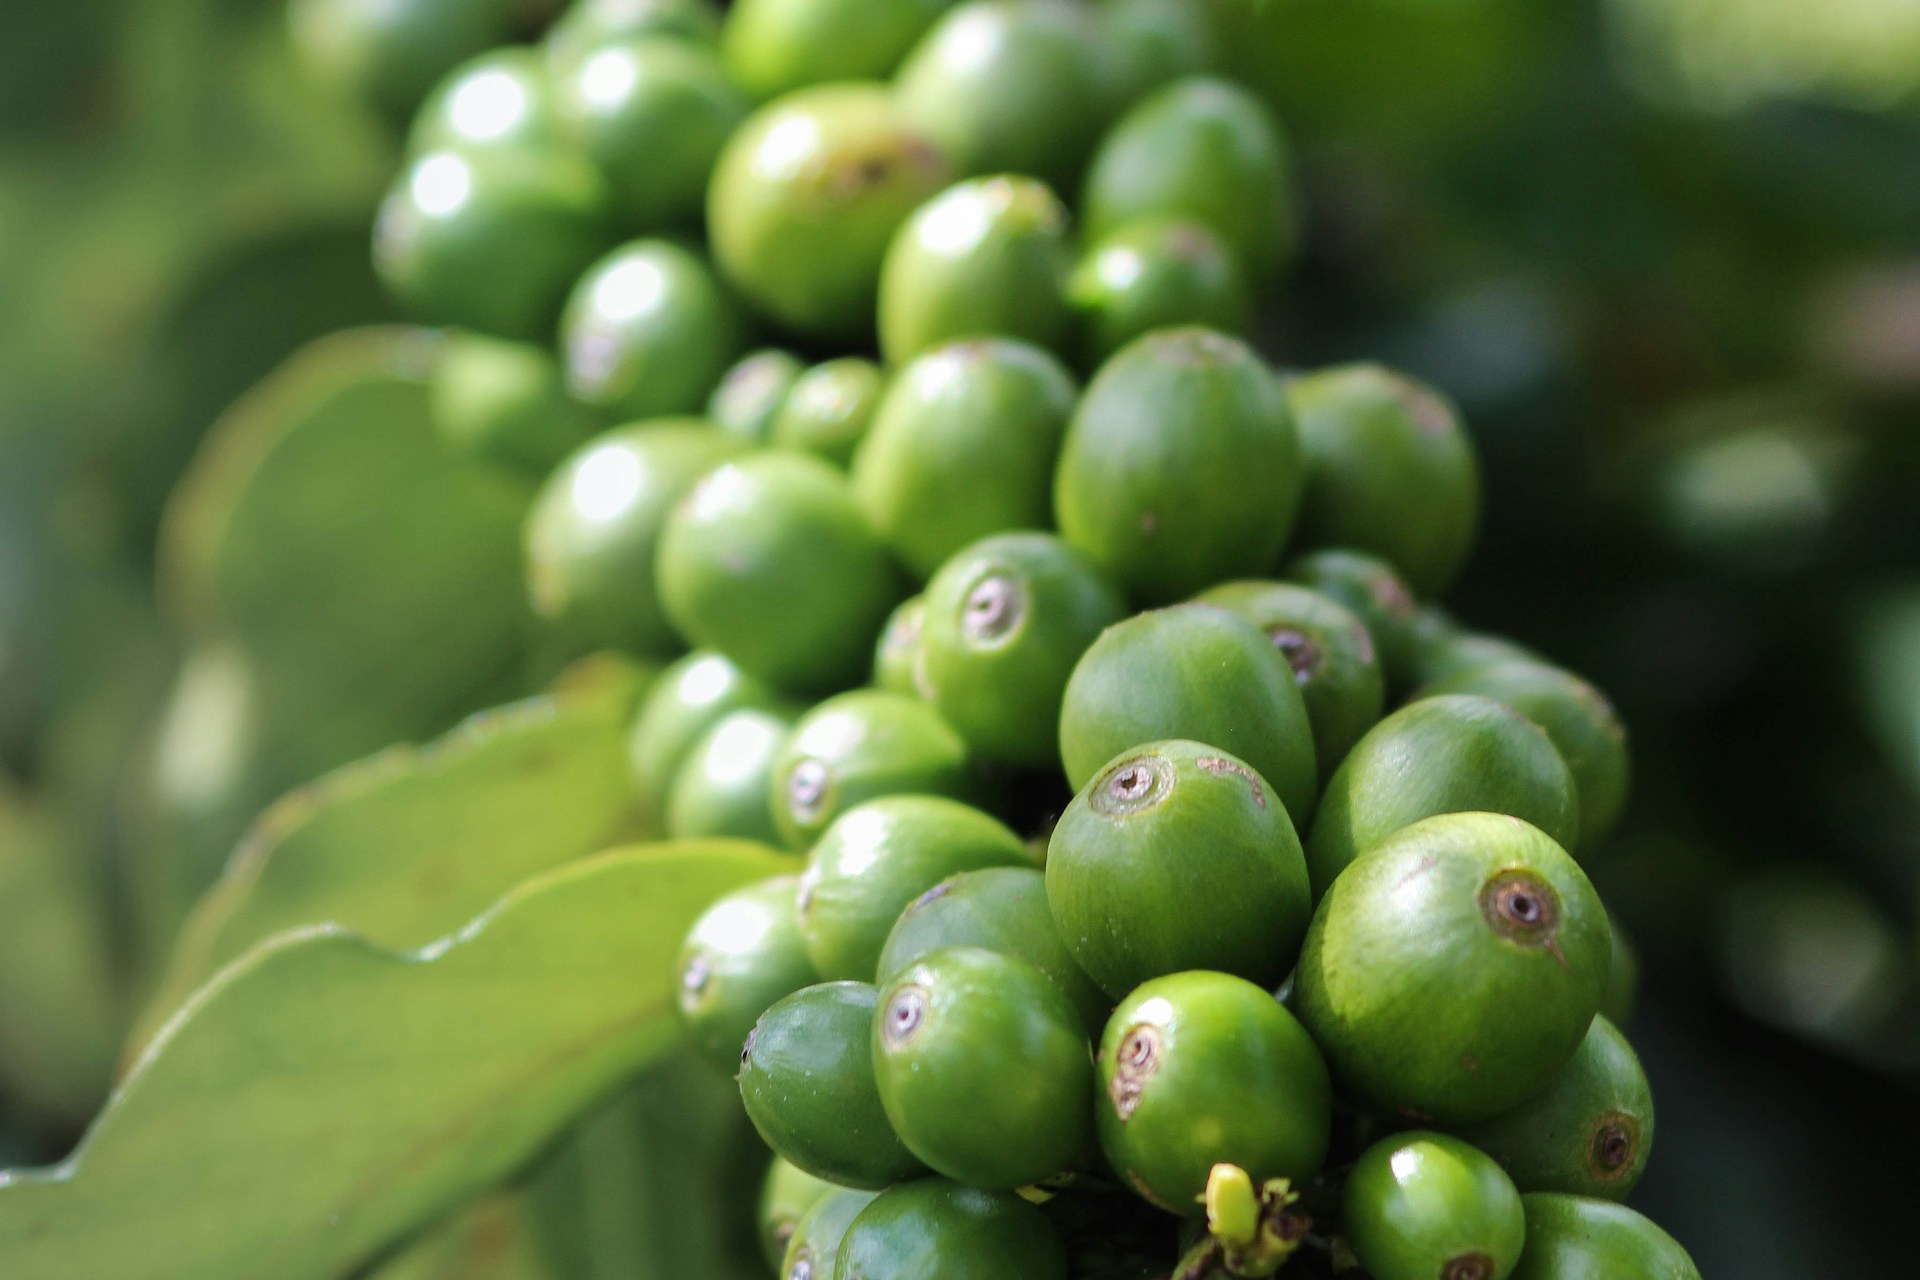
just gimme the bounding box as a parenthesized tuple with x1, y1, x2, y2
(0, 788, 121, 1127)
(129, 641, 273, 971)
(131, 672, 649, 1056)
(368, 1050, 763, 1280)
(1607, 0, 1920, 111)
(159, 324, 536, 792)
(135, 325, 541, 954)
(366, 1191, 564, 1280)
(522, 1053, 768, 1280)
(0, 840, 793, 1280)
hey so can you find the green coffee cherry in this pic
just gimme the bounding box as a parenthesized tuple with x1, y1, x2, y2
(1452, 1016, 1653, 1201)
(708, 84, 951, 339)
(873, 946, 1093, 1188)
(1287, 364, 1481, 598)
(1305, 694, 1581, 898)
(374, 146, 608, 341)
(1428, 629, 1543, 690)
(720, 0, 950, 102)
(1292, 812, 1611, 1124)
(1054, 327, 1303, 605)
(707, 348, 805, 445)
(560, 239, 747, 419)
(290, 0, 520, 121)
(429, 331, 599, 474)
(919, 533, 1127, 767)
(1342, 1131, 1525, 1280)
(1193, 579, 1386, 777)
(770, 359, 886, 468)
(835, 1178, 1069, 1280)
(666, 708, 795, 845)
(547, 0, 722, 79)
(759, 1155, 837, 1273)
(851, 338, 1077, 580)
(781, 1185, 878, 1280)
(878, 176, 1072, 367)
(409, 48, 560, 156)
(1095, 0, 1216, 115)
(553, 36, 747, 231)
(1068, 216, 1247, 369)
(525, 421, 745, 659)
(1057, 604, 1317, 825)
(1601, 917, 1639, 1027)
(1281, 548, 1422, 687)
(1048, 740, 1311, 996)
(871, 596, 929, 697)
(1096, 971, 1331, 1215)
(1413, 624, 1542, 689)
(677, 874, 817, 1073)
(738, 981, 927, 1188)
(798, 795, 1026, 979)
(1510, 1195, 1700, 1280)
(1082, 76, 1292, 281)
(896, 1, 1106, 191)
(877, 866, 1108, 1034)
(1420, 660, 1631, 849)
(628, 650, 789, 831)
(770, 691, 975, 848)
(1406, 603, 1461, 672)
(657, 453, 902, 695)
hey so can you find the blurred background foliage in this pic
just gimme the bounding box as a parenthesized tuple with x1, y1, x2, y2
(2, 0, 1919, 1274)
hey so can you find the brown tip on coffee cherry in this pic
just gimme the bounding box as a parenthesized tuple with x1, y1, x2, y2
(1590, 1113, 1639, 1180)
(1108, 1023, 1162, 1121)
(1092, 754, 1174, 817)
(787, 758, 829, 822)
(1393, 376, 1456, 440)
(1480, 869, 1561, 946)
(882, 985, 927, 1049)
(1371, 575, 1415, 619)
(962, 573, 1022, 643)
(680, 952, 711, 1000)
(1442, 1252, 1494, 1280)
(1270, 627, 1323, 683)
(1351, 623, 1377, 666)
